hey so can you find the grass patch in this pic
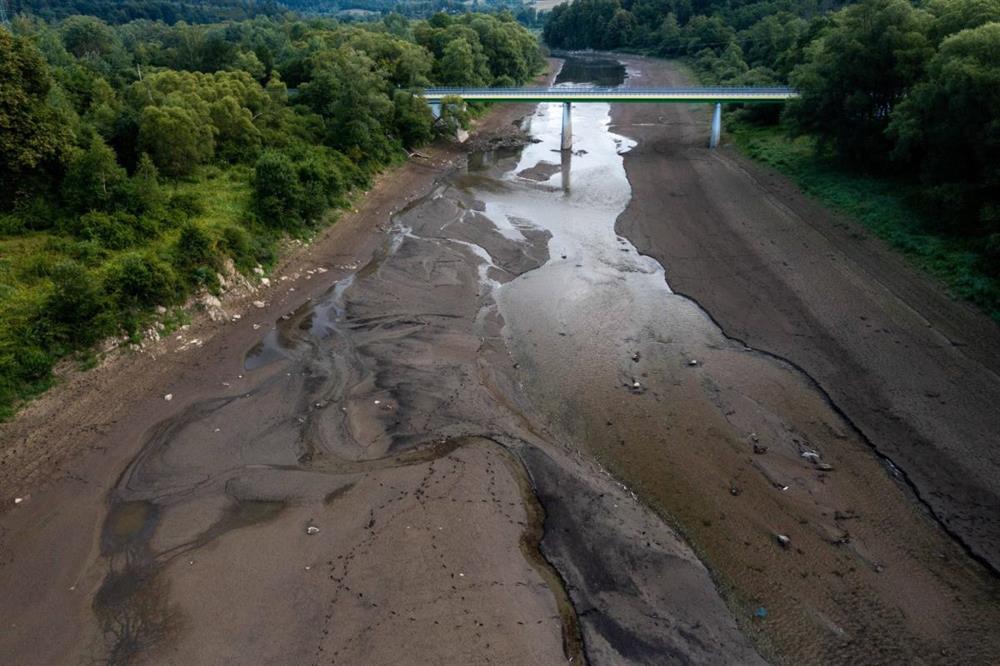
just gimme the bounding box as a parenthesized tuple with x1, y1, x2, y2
(729, 121, 1000, 321)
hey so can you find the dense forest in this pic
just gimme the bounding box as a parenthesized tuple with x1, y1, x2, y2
(0, 10, 543, 418)
(545, 0, 1000, 303)
(9, 0, 285, 23)
(11, 0, 539, 25)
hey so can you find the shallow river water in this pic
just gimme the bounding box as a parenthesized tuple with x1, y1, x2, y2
(91, 55, 1000, 665)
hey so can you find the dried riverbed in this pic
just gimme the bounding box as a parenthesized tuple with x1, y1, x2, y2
(3, 54, 1000, 665)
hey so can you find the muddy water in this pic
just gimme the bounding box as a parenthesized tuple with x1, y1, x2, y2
(89, 55, 1000, 664)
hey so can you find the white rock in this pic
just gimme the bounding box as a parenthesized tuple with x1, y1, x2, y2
(306, 526, 320, 535)
(260, 278, 271, 287)
(164, 394, 173, 401)
(253, 266, 264, 276)
(253, 301, 266, 309)
(14, 497, 23, 505)
(155, 305, 167, 315)
(688, 359, 699, 366)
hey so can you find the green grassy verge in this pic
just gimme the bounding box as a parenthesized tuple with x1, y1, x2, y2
(729, 121, 1000, 322)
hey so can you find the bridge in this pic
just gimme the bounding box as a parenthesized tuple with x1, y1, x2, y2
(421, 86, 798, 149)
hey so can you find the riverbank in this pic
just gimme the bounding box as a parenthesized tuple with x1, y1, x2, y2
(612, 54, 1000, 662)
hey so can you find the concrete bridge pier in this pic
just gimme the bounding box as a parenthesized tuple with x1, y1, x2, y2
(709, 102, 722, 149)
(561, 101, 573, 151)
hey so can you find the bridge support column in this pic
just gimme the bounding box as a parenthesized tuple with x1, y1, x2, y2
(709, 102, 722, 149)
(429, 102, 441, 120)
(561, 101, 573, 151)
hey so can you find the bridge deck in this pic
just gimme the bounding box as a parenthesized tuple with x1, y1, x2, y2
(422, 86, 798, 104)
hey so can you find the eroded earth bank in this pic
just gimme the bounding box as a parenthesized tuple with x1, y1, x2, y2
(2, 55, 1000, 665)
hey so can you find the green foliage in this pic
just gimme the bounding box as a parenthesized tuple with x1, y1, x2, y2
(785, 0, 934, 169)
(888, 22, 1000, 241)
(393, 90, 434, 147)
(0, 29, 69, 201)
(62, 136, 129, 212)
(138, 104, 215, 177)
(252, 149, 301, 226)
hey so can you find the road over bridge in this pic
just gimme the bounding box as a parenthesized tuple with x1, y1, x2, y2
(421, 86, 798, 148)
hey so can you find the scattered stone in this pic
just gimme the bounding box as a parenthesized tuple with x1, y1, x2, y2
(252, 324, 261, 330)
(632, 352, 641, 362)
(816, 463, 834, 472)
(801, 451, 820, 461)
(632, 381, 641, 389)
(14, 497, 23, 505)
(232, 314, 241, 321)
(253, 300, 266, 308)
(155, 305, 167, 315)
(688, 359, 699, 366)
(776, 534, 791, 548)
(753, 443, 768, 455)
(164, 393, 173, 401)
(306, 525, 320, 535)
(253, 266, 265, 276)
(730, 486, 742, 496)
(261, 278, 271, 287)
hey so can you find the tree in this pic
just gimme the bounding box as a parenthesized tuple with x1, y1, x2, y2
(889, 22, 1000, 238)
(392, 90, 434, 149)
(62, 136, 128, 212)
(0, 30, 68, 201)
(437, 38, 485, 86)
(785, 0, 934, 169)
(60, 15, 117, 59)
(138, 105, 215, 177)
(925, 0, 1000, 43)
(299, 47, 395, 165)
(130, 153, 165, 214)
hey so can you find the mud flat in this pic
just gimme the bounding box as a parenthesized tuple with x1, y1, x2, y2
(2, 53, 999, 666)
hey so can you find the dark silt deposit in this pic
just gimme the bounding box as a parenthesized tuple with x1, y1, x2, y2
(15, 55, 1000, 665)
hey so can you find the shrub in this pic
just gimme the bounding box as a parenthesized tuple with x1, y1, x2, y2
(252, 149, 301, 227)
(71, 211, 139, 250)
(104, 252, 178, 312)
(220, 224, 255, 270)
(40, 259, 110, 347)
